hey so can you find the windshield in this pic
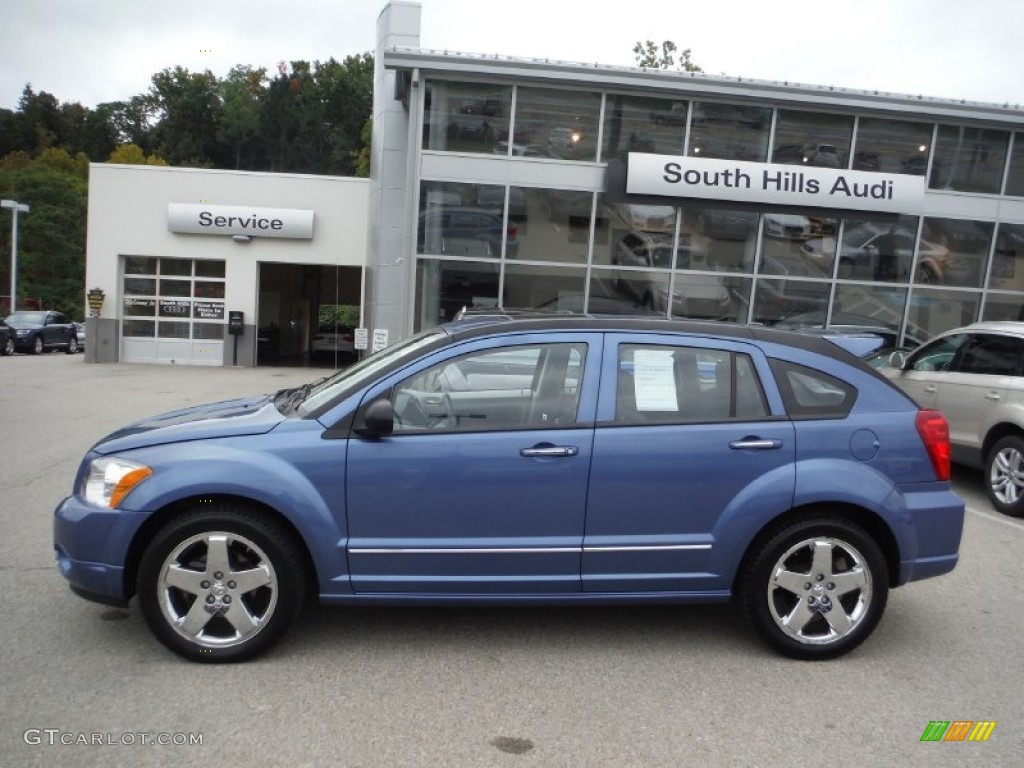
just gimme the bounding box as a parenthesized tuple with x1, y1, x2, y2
(6, 312, 46, 327)
(295, 329, 447, 417)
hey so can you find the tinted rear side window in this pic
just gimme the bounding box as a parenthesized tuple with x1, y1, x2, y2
(955, 334, 1024, 376)
(770, 360, 857, 419)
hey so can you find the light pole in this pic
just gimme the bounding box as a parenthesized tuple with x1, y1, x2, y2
(1, 199, 30, 314)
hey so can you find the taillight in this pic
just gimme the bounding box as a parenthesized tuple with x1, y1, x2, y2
(915, 409, 951, 481)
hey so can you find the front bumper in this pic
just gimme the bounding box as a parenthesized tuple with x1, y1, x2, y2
(53, 495, 151, 606)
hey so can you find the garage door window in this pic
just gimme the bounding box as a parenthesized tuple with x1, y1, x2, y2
(122, 257, 226, 338)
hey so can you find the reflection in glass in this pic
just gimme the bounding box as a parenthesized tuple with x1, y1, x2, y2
(602, 95, 685, 160)
(905, 288, 980, 338)
(503, 263, 587, 310)
(829, 284, 915, 344)
(512, 187, 588, 264)
(514, 87, 601, 161)
(193, 323, 224, 340)
(751, 277, 830, 325)
(773, 110, 853, 169)
(157, 321, 190, 339)
(415, 259, 500, 329)
(683, 205, 757, 274)
(122, 320, 155, 338)
(195, 281, 225, 299)
(1006, 133, 1024, 197)
(929, 125, 1009, 194)
(689, 102, 770, 161)
(159, 279, 191, 298)
(814, 215, 919, 282)
(160, 258, 191, 276)
(852, 117, 932, 175)
(981, 291, 1024, 322)
(990, 223, 1024, 291)
(124, 256, 157, 275)
(587, 269, 665, 316)
(418, 181, 510, 258)
(195, 260, 226, 278)
(920, 218, 994, 288)
(124, 277, 156, 296)
(422, 80, 512, 154)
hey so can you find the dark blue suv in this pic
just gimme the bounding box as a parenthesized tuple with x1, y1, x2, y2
(54, 317, 964, 662)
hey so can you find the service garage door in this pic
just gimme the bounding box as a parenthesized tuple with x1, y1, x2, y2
(121, 256, 227, 365)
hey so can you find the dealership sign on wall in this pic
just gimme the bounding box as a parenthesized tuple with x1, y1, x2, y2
(626, 153, 926, 215)
(168, 203, 314, 239)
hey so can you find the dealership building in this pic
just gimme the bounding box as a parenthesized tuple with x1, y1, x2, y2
(84, 0, 1024, 366)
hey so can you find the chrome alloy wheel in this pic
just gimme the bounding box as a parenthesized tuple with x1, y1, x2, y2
(990, 444, 1024, 507)
(157, 531, 278, 648)
(766, 536, 872, 646)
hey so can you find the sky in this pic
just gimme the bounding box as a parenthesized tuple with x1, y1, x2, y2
(2, 0, 1023, 112)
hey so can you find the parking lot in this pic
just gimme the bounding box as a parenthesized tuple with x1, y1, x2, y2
(1, 352, 1021, 767)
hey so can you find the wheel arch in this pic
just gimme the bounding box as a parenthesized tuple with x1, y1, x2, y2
(122, 493, 320, 604)
(981, 422, 1024, 465)
(731, 502, 901, 595)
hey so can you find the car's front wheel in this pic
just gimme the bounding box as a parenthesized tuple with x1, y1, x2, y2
(986, 435, 1024, 517)
(137, 505, 306, 662)
(30, 335, 43, 354)
(66, 335, 78, 354)
(1, 337, 12, 356)
(739, 516, 888, 660)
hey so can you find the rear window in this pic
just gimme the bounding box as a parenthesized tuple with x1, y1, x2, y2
(770, 360, 857, 419)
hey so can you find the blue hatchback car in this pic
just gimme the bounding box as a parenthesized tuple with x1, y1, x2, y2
(54, 317, 964, 662)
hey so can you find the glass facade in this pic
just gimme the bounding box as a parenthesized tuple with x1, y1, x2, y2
(415, 78, 1024, 343)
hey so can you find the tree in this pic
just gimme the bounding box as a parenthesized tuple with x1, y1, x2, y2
(147, 66, 222, 166)
(218, 65, 267, 170)
(633, 40, 702, 72)
(107, 143, 167, 165)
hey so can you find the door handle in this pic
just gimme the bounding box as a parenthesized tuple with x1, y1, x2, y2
(729, 438, 783, 450)
(520, 446, 579, 458)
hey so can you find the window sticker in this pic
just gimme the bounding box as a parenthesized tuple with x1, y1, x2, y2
(633, 350, 679, 411)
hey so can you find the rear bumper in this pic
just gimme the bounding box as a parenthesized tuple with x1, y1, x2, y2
(895, 486, 965, 586)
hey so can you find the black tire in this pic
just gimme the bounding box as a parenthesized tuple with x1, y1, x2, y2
(739, 516, 888, 660)
(986, 435, 1024, 517)
(915, 262, 937, 284)
(66, 335, 78, 354)
(30, 335, 43, 355)
(137, 504, 306, 663)
(1, 337, 12, 356)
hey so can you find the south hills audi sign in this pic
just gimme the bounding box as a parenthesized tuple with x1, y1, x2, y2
(626, 153, 926, 214)
(168, 203, 314, 239)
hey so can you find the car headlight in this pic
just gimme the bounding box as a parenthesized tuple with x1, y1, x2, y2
(83, 457, 153, 508)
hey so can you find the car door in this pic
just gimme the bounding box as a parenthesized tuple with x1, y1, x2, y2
(934, 333, 1023, 454)
(582, 335, 795, 593)
(892, 332, 970, 410)
(345, 335, 600, 594)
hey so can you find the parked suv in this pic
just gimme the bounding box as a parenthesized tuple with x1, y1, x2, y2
(54, 317, 963, 663)
(885, 321, 1024, 516)
(0, 318, 16, 356)
(5, 310, 78, 354)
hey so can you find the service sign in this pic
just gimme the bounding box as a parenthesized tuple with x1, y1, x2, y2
(168, 203, 314, 240)
(626, 153, 926, 215)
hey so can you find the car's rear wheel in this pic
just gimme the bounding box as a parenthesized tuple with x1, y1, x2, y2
(30, 335, 43, 354)
(138, 505, 306, 662)
(66, 335, 78, 354)
(986, 435, 1024, 517)
(739, 516, 888, 659)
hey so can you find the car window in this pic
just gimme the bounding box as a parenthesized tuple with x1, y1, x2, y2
(955, 334, 1024, 376)
(907, 333, 968, 372)
(770, 360, 857, 419)
(615, 344, 769, 423)
(390, 343, 585, 433)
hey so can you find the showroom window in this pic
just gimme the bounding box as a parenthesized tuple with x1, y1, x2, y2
(602, 95, 687, 160)
(688, 102, 771, 161)
(851, 117, 932, 175)
(510, 186, 590, 265)
(514, 86, 601, 161)
(418, 181, 509, 259)
(834, 214, 920, 283)
(905, 288, 981, 340)
(122, 256, 226, 339)
(920, 218, 994, 289)
(928, 124, 1009, 194)
(422, 80, 513, 155)
(772, 110, 853, 169)
(989, 223, 1024, 293)
(1006, 133, 1024, 196)
(415, 258, 500, 328)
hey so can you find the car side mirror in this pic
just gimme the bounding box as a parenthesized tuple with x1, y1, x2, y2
(355, 399, 395, 437)
(888, 350, 908, 370)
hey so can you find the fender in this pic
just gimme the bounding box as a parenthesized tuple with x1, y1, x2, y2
(118, 424, 351, 594)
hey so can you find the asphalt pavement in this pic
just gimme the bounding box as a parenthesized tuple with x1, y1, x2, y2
(0, 352, 1021, 767)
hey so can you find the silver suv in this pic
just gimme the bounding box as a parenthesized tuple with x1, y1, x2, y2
(886, 321, 1024, 516)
